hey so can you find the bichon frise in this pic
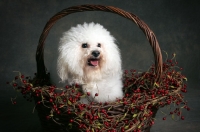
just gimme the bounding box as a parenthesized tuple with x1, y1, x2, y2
(57, 22, 123, 103)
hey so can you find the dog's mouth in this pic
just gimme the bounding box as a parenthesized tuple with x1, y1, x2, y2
(88, 58, 99, 66)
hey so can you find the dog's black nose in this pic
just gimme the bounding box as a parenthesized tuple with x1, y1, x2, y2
(92, 51, 100, 57)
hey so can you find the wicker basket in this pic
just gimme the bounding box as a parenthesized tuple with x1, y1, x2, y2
(10, 4, 188, 132)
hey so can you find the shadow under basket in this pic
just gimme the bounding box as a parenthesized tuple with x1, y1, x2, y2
(11, 5, 189, 132)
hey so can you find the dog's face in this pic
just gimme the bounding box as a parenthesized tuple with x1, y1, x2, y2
(58, 22, 121, 83)
(78, 39, 105, 82)
(81, 42, 103, 68)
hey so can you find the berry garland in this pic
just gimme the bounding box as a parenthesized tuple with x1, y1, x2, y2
(8, 54, 189, 132)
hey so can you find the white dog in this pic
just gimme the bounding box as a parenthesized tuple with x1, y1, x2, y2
(57, 22, 123, 103)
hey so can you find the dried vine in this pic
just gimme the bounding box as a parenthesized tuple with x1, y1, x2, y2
(9, 54, 189, 132)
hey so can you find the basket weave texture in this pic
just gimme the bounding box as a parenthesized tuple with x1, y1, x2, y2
(10, 5, 188, 132)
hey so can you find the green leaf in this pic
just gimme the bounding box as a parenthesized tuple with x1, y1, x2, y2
(79, 111, 85, 118)
(131, 104, 136, 107)
(172, 114, 175, 120)
(183, 77, 187, 81)
(120, 113, 127, 121)
(133, 114, 137, 118)
(108, 106, 112, 111)
(68, 100, 72, 105)
(76, 119, 82, 122)
(80, 95, 86, 98)
(160, 110, 166, 115)
(167, 75, 171, 79)
(125, 125, 129, 129)
(56, 96, 62, 102)
(98, 112, 101, 118)
(96, 123, 103, 126)
(154, 82, 160, 87)
(152, 101, 157, 106)
(68, 123, 72, 129)
(170, 86, 175, 88)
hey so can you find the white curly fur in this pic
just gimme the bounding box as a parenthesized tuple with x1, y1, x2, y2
(57, 22, 123, 103)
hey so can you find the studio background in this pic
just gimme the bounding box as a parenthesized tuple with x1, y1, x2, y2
(0, 0, 199, 132)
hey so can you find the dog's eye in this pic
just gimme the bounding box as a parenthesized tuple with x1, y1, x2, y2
(82, 43, 88, 48)
(97, 43, 101, 47)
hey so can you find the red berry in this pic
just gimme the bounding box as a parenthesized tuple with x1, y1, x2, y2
(149, 111, 153, 115)
(70, 119, 74, 123)
(167, 100, 171, 105)
(168, 59, 172, 63)
(104, 121, 109, 127)
(46, 116, 50, 120)
(57, 110, 60, 114)
(75, 83, 79, 88)
(140, 105, 144, 111)
(93, 116, 99, 120)
(104, 102, 108, 105)
(124, 70, 128, 74)
(124, 120, 128, 124)
(151, 121, 155, 125)
(95, 93, 98, 96)
(163, 117, 166, 120)
(121, 127, 125, 132)
(123, 101, 128, 105)
(13, 83, 17, 87)
(49, 98, 53, 102)
(87, 106, 91, 110)
(101, 109, 106, 113)
(78, 124, 83, 128)
(181, 116, 185, 120)
(176, 101, 180, 105)
(86, 92, 90, 96)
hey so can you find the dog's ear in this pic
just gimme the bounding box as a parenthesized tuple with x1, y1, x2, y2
(57, 57, 68, 82)
(103, 40, 122, 76)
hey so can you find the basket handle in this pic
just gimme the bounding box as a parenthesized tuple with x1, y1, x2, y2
(36, 4, 163, 83)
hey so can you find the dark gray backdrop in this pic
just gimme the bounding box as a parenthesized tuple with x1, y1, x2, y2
(0, 0, 199, 132)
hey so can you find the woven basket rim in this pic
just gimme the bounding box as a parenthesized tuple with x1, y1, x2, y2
(35, 4, 163, 83)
